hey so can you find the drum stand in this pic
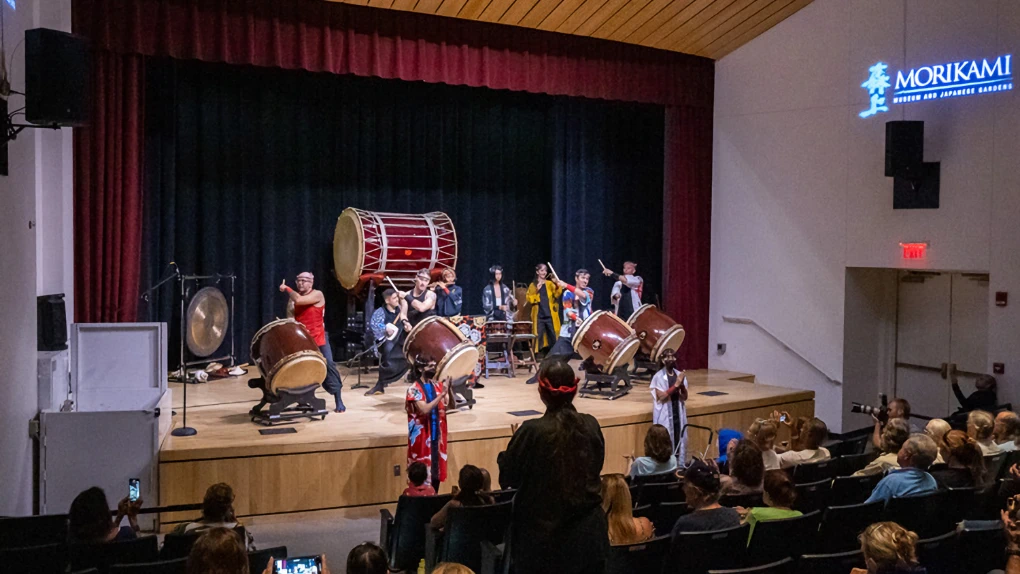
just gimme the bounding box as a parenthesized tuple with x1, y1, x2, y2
(249, 381, 328, 426)
(629, 354, 658, 381)
(579, 365, 632, 400)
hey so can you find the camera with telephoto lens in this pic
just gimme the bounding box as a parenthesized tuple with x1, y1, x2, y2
(850, 393, 889, 423)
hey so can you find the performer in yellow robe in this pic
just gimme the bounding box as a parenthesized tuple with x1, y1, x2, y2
(526, 263, 563, 352)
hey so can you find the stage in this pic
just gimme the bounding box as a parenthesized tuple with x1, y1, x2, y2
(158, 366, 813, 527)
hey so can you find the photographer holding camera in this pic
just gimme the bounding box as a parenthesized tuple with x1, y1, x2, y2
(867, 397, 917, 450)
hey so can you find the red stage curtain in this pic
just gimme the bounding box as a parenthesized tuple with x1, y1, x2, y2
(73, 52, 145, 322)
(663, 107, 713, 369)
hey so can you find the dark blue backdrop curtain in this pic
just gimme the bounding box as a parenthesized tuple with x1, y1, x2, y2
(143, 59, 664, 362)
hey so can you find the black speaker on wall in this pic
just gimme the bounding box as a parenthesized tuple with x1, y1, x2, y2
(37, 294, 68, 352)
(25, 28, 90, 127)
(885, 121, 924, 179)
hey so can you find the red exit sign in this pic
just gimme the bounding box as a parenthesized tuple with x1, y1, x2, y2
(900, 242, 928, 259)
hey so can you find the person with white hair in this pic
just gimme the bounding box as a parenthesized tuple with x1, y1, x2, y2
(865, 434, 939, 504)
(281, 271, 345, 412)
(603, 261, 643, 319)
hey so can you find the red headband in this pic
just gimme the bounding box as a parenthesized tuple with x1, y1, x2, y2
(538, 376, 579, 396)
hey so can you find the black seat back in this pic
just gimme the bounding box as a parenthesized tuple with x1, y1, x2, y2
(636, 482, 685, 507)
(159, 532, 201, 560)
(836, 452, 876, 476)
(0, 542, 68, 573)
(670, 522, 750, 574)
(985, 452, 1009, 484)
(719, 492, 763, 509)
(945, 487, 977, 525)
(747, 510, 821, 566)
(248, 546, 287, 574)
(605, 534, 670, 574)
(883, 490, 951, 538)
(70, 535, 159, 572)
(915, 531, 958, 574)
(633, 501, 690, 537)
(817, 500, 884, 553)
(1000, 450, 1020, 481)
(491, 489, 517, 503)
(791, 459, 838, 484)
(793, 479, 831, 513)
(109, 556, 189, 574)
(387, 494, 453, 572)
(0, 514, 68, 549)
(631, 471, 680, 486)
(828, 474, 881, 507)
(795, 549, 865, 574)
(440, 501, 513, 572)
(958, 521, 1006, 574)
(709, 557, 794, 574)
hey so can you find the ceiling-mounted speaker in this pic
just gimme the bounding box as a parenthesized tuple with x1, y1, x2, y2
(25, 28, 90, 127)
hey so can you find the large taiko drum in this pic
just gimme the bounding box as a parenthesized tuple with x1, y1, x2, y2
(333, 208, 458, 290)
(627, 304, 686, 362)
(403, 316, 480, 381)
(250, 319, 327, 393)
(572, 310, 641, 373)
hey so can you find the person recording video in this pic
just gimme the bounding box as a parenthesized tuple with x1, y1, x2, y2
(871, 397, 917, 450)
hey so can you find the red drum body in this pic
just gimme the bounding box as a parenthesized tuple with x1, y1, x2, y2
(486, 321, 509, 336)
(571, 310, 641, 373)
(403, 316, 480, 381)
(250, 319, 327, 393)
(627, 304, 686, 362)
(333, 208, 458, 290)
(511, 321, 533, 336)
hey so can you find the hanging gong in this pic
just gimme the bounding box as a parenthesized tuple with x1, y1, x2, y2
(186, 286, 229, 357)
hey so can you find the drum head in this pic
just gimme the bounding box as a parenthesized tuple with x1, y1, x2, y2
(270, 353, 327, 391)
(571, 310, 603, 353)
(607, 336, 641, 373)
(652, 325, 686, 362)
(333, 208, 366, 290)
(437, 342, 480, 382)
(627, 304, 655, 326)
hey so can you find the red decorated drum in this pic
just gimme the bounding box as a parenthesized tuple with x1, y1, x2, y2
(571, 310, 641, 373)
(627, 304, 686, 362)
(511, 320, 533, 336)
(250, 319, 327, 394)
(403, 316, 480, 382)
(333, 208, 458, 290)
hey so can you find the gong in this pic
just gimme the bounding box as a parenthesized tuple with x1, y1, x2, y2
(185, 286, 230, 357)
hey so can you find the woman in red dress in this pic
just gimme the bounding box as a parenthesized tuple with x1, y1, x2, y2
(405, 356, 450, 489)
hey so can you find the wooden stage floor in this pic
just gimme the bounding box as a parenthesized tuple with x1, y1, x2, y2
(159, 365, 813, 526)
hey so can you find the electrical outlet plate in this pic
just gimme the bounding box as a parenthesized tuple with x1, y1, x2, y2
(393, 464, 401, 477)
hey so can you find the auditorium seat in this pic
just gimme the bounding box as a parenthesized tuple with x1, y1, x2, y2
(631, 470, 681, 485)
(247, 545, 287, 574)
(828, 473, 881, 507)
(958, 520, 1007, 574)
(0, 542, 68, 573)
(793, 479, 831, 513)
(109, 556, 188, 574)
(836, 452, 876, 476)
(791, 459, 838, 484)
(1000, 450, 1020, 480)
(633, 501, 690, 536)
(70, 535, 159, 572)
(746, 510, 821, 566)
(667, 522, 750, 574)
(817, 500, 884, 553)
(0, 514, 68, 549)
(605, 534, 670, 574)
(883, 490, 952, 538)
(425, 501, 512, 573)
(636, 481, 685, 507)
(159, 532, 201, 560)
(915, 531, 958, 574)
(984, 452, 1009, 485)
(380, 494, 452, 572)
(719, 492, 764, 509)
(795, 549, 866, 574)
(491, 489, 517, 503)
(945, 486, 977, 523)
(709, 557, 794, 574)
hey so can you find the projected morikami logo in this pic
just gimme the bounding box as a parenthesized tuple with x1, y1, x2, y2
(859, 55, 1013, 118)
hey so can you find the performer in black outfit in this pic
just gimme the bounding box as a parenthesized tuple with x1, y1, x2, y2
(401, 268, 437, 331)
(364, 288, 409, 396)
(482, 265, 517, 321)
(498, 359, 608, 574)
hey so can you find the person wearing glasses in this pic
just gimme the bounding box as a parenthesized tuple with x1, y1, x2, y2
(281, 271, 345, 413)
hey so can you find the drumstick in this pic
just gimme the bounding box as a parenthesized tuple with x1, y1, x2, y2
(598, 259, 607, 272)
(385, 276, 400, 293)
(546, 261, 561, 282)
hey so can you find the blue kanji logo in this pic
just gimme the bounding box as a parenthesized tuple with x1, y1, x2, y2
(860, 62, 892, 118)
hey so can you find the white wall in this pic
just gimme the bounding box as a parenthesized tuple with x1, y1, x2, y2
(0, 0, 73, 515)
(711, 0, 1020, 432)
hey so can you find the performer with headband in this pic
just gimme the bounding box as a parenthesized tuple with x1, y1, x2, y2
(364, 288, 409, 396)
(280, 272, 346, 413)
(526, 263, 562, 353)
(649, 348, 688, 464)
(433, 268, 463, 318)
(405, 355, 450, 490)
(482, 265, 517, 321)
(526, 268, 594, 384)
(399, 269, 437, 331)
(498, 359, 608, 573)
(603, 261, 643, 319)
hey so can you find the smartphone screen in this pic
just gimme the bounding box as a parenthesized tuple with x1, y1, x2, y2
(128, 478, 140, 502)
(274, 556, 323, 574)
(779, 414, 788, 423)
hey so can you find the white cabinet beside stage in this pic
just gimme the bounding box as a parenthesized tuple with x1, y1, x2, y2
(37, 323, 172, 528)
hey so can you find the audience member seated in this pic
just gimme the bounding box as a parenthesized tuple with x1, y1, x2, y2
(69, 486, 141, 544)
(346, 542, 388, 574)
(745, 418, 780, 471)
(1001, 499, 1020, 574)
(626, 424, 678, 478)
(873, 398, 916, 450)
(776, 418, 830, 469)
(480, 468, 492, 494)
(189, 527, 278, 574)
(950, 362, 998, 413)
(670, 460, 741, 537)
(601, 474, 654, 546)
(432, 563, 475, 574)
(930, 430, 984, 489)
(721, 439, 764, 496)
(849, 521, 926, 574)
(429, 465, 495, 531)
(854, 419, 910, 477)
(923, 419, 951, 464)
(969, 410, 1001, 455)
(738, 469, 802, 543)
(995, 411, 1020, 452)
(404, 462, 437, 497)
(866, 434, 939, 504)
(172, 483, 253, 550)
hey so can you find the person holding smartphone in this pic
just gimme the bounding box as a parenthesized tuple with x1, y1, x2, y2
(68, 486, 142, 543)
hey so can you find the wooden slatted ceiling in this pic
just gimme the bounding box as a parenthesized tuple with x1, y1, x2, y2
(328, 0, 812, 59)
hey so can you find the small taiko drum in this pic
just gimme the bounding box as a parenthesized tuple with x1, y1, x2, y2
(485, 321, 510, 336)
(512, 321, 533, 336)
(250, 319, 327, 394)
(627, 304, 686, 362)
(572, 310, 641, 373)
(403, 316, 480, 381)
(333, 208, 458, 290)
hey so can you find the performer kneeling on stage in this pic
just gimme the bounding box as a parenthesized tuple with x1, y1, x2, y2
(650, 348, 688, 465)
(280, 272, 346, 413)
(405, 356, 452, 490)
(526, 269, 593, 384)
(433, 268, 463, 318)
(365, 288, 410, 396)
(604, 261, 643, 319)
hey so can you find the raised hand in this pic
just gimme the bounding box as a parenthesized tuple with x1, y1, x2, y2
(278, 279, 287, 292)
